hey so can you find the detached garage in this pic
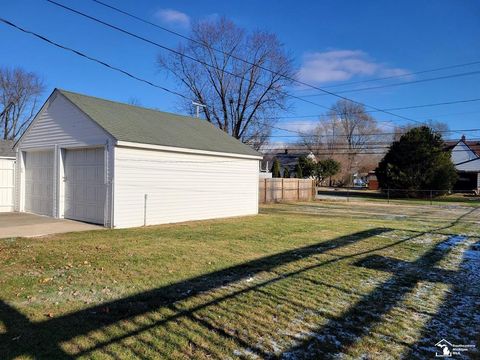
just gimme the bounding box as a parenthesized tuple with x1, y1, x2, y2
(14, 89, 262, 228)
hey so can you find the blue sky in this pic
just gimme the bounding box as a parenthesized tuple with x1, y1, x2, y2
(2, 0, 480, 142)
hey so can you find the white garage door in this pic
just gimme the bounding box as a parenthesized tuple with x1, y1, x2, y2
(0, 158, 15, 212)
(64, 147, 105, 224)
(25, 150, 54, 216)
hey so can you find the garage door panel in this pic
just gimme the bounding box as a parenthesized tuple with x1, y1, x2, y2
(0, 159, 15, 212)
(24, 151, 54, 216)
(64, 148, 105, 224)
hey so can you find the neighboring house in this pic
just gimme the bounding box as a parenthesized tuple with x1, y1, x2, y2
(263, 149, 316, 177)
(259, 158, 272, 178)
(14, 89, 262, 228)
(0, 140, 16, 212)
(445, 135, 480, 192)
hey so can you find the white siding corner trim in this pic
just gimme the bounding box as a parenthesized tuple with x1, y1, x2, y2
(113, 146, 259, 228)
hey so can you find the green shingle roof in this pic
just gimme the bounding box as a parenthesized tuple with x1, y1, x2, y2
(58, 89, 261, 157)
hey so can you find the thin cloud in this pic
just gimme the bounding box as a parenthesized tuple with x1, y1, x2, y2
(298, 50, 410, 85)
(154, 8, 190, 28)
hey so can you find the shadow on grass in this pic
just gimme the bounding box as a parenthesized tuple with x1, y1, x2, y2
(0, 227, 391, 359)
(404, 238, 480, 359)
(0, 207, 477, 359)
(280, 208, 479, 359)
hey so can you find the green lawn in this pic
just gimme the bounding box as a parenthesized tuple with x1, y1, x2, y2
(1, 201, 479, 359)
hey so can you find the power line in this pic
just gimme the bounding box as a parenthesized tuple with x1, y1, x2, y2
(88, 0, 480, 121)
(0, 16, 280, 136)
(265, 132, 480, 139)
(45, 0, 428, 127)
(260, 147, 480, 154)
(263, 128, 480, 138)
(260, 148, 474, 156)
(0, 18, 189, 100)
(298, 70, 480, 98)
(44, 0, 331, 112)
(275, 98, 480, 120)
(0, 16, 422, 142)
(299, 60, 480, 90)
(5, 13, 477, 144)
(260, 144, 480, 150)
(5, 16, 479, 148)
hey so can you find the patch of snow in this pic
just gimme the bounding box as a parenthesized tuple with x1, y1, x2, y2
(269, 339, 282, 354)
(413, 238, 480, 359)
(411, 235, 437, 245)
(233, 348, 259, 359)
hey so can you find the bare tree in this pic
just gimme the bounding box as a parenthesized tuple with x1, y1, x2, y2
(329, 100, 381, 155)
(300, 100, 386, 185)
(298, 117, 342, 158)
(0, 67, 44, 140)
(157, 17, 294, 149)
(393, 120, 449, 141)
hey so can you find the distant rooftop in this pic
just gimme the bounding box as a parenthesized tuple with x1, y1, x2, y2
(445, 136, 480, 157)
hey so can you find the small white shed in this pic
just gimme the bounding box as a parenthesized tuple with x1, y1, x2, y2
(14, 89, 262, 228)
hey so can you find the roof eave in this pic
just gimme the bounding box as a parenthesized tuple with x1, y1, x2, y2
(116, 140, 263, 160)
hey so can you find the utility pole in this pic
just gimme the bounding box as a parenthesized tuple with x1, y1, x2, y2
(192, 101, 206, 118)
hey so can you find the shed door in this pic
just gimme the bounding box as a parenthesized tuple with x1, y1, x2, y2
(24, 150, 54, 216)
(64, 148, 105, 224)
(0, 158, 15, 212)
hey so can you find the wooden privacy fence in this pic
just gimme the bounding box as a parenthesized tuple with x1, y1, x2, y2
(259, 178, 315, 203)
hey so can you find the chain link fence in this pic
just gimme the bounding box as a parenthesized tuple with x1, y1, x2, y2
(316, 187, 480, 205)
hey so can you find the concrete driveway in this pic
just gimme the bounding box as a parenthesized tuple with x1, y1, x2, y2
(0, 213, 103, 239)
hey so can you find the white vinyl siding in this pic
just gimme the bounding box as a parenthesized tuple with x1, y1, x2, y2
(19, 93, 113, 150)
(15, 93, 114, 225)
(113, 146, 259, 228)
(0, 158, 15, 212)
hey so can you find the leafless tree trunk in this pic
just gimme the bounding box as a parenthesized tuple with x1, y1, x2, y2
(300, 99, 386, 185)
(332, 100, 383, 185)
(157, 17, 294, 149)
(0, 67, 44, 140)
